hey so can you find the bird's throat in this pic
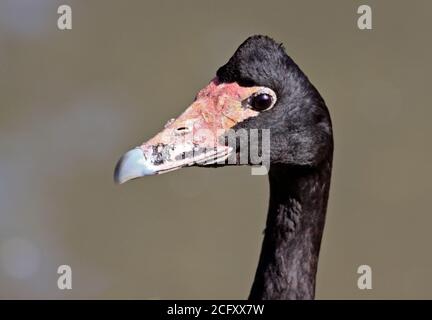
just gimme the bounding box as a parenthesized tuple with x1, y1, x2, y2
(249, 163, 331, 300)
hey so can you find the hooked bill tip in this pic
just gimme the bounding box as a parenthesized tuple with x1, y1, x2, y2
(114, 148, 155, 184)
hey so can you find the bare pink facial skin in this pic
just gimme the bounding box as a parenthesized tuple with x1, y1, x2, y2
(134, 78, 266, 172)
(141, 78, 261, 149)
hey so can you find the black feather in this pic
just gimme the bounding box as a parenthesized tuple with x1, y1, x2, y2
(218, 35, 334, 300)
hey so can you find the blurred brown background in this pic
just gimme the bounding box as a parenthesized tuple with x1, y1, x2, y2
(0, 0, 431, 299)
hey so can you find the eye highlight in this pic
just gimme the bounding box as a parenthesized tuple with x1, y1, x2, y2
(250, 93, 272, 111)
(245, 88, 277, 112)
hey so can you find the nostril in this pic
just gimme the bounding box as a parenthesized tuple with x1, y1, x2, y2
(175, 126, 191, 135)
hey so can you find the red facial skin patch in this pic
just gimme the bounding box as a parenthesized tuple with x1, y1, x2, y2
(134, 77, 265, 172)
(141, 78, 262, 150)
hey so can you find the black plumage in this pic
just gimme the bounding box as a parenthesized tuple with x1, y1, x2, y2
(218, 35, 333, 299)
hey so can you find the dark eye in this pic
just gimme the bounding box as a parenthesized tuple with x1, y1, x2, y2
(250, 93, 273, 111)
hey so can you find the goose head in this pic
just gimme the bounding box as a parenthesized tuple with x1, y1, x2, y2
(114, 35, 332, 184)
